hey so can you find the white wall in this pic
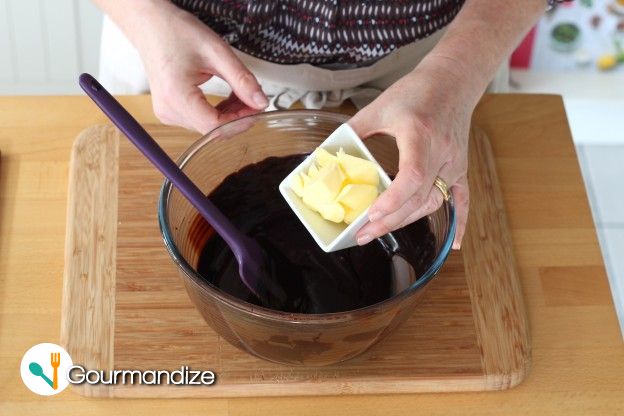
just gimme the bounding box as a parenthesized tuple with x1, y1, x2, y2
(0, 0, 102, 95)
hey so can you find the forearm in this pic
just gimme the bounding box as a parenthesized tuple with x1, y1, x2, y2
(92, 0, 183, 47)
(417, 0, 547, 105)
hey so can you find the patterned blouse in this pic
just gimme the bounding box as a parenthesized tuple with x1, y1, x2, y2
(171, 0, 567, 67)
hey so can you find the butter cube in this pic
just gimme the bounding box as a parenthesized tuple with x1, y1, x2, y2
(288, 146, 381, 226)
(302, 160, 346, 206)
(339, 184, 378, 224)
(291, 173, 304, 197)
(313, 147, 338, 167)
(344, 208, 359, 225)
(337, 148, 379, 186)
(318, 201, 346, 223)
(308, 163, 319, 178)
(337, 184, 378, 210)
(300, 171, 311, 187)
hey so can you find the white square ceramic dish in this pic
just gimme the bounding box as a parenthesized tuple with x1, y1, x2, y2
(278, 123, 392, 252)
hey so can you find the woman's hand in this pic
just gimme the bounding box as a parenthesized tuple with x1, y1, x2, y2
(346, 0, 548, 250)
(114, 1, 268, 133)
(348, 60, 479, 250)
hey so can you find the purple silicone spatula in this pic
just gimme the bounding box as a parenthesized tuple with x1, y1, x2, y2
(79, 73, 285, 305)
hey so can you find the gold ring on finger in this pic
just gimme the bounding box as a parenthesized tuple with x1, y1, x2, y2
(433, 176, 451, 201)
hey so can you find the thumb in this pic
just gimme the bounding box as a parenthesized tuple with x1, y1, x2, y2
(347, 105, 380, 139)
(215, 48, 268, 111)
(451, 176, 469, 250)
(180, 86, 221, 134)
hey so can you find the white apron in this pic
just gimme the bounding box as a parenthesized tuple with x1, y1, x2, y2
(99, 15, 509, 110)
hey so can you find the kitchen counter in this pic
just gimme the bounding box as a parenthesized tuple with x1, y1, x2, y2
(0, 94, 622, 415)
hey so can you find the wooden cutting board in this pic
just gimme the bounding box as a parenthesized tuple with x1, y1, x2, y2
(60, 123, 529, 398)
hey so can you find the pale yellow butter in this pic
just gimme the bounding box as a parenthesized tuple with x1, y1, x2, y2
(290, 148, 380, 224)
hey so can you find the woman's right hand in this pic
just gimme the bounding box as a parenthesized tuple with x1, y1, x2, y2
(118, 1, 268, 133)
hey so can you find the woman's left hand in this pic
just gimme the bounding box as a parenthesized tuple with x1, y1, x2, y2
(348, 61, 479, 249)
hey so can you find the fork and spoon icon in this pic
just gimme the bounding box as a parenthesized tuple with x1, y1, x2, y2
(28, 352, 61, 389)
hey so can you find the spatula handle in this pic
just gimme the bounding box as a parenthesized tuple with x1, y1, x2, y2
(78, 73, 244, 254)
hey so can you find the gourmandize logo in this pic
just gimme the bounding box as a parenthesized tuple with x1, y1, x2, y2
(20, 343, 73, 396)
(21, 342, 217, 395)
(29, 352, 61, 390)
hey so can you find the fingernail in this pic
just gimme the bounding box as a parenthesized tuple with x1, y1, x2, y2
(357, 234, 373, 245)
(368, 210, 383, 223)
(452, 241, 461, 250)
(253, 92, 268, 108)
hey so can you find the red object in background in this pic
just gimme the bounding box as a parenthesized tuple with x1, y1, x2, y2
(511, 26, 537, 69)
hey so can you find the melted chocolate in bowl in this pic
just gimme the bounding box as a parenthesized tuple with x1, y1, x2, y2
(191, 154, 436, 314)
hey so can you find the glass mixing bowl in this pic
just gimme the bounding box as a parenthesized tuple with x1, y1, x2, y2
(158, 110, 455, 366)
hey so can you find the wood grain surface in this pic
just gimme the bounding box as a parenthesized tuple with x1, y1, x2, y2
(1, 95, 622, 415)
(60, 126, 119, 398)
(60, 122, 527, 397)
